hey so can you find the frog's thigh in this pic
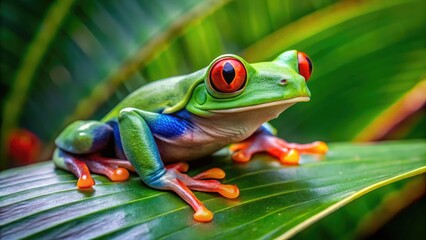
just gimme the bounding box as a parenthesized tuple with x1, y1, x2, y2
(55, 120, 113, 154)
(118, 108, 165, 183)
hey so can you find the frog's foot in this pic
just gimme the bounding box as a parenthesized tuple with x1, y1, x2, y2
(57, 151, 135, 188)
(150, 163, 239, 222)
(230, 134, 328, 165)
(60, 153, 95, 188)
(165, 162, 226, 180)
(80, 155, 134, 183)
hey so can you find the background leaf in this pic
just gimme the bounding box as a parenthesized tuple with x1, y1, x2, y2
(1, 0, 424, 165)
(294, 175, 425, 239)
(1, 141, 425, 239)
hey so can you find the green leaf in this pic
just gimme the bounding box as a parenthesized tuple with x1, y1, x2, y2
(1, 140, 425, 239)
(294, 175, 425, 239)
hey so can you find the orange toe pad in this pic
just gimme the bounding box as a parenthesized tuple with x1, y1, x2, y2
(280, 149, 300, 165)
(193, 208, 213, 222)
(194, 168, 226, 180)
(110, 168, 130, 182)
(77, 174, 95, 188)
(313, 141, 328, 154)
(218, 185, 240, 199)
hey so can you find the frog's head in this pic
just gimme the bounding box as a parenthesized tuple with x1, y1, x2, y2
(186, 50, 313, 116)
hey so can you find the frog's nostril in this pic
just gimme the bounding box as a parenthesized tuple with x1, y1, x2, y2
(279, 79, 288, 85)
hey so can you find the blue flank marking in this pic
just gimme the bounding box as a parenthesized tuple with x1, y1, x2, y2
(175, 109, 193, 119)
(259, 124, 274, 135)
(107, 120, 126, 158)
(149, 110, 192, 138)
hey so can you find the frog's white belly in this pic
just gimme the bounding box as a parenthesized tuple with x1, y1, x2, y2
(155, 138, 229, 163)
(154, 116, 252, 162)
(154, 102, 297, 163)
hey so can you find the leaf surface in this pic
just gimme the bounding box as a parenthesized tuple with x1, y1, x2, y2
(1, 140, 425, 239)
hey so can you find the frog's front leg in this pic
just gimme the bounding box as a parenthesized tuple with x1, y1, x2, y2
(230, 123, 328, 165)
(118, 108, 239, 222)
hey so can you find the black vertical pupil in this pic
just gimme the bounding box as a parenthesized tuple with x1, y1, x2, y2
(222, 62, 235, 85)
(306, 56, 313, 73)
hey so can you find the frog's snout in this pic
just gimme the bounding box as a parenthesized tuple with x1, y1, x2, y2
(277, 77, 311, 98)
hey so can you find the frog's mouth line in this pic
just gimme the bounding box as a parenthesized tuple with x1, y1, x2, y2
(209, 97, 310, 113)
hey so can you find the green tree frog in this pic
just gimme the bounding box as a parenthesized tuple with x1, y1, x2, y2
(53, 50, 328, 222)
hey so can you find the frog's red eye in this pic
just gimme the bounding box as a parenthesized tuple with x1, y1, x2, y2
(297, 52, 313, 81)
(209, 58, 247, 94)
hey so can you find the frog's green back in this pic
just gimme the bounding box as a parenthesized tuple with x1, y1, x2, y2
(102, 68, 206, 121)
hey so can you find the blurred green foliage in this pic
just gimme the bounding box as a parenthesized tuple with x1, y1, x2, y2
(0, 0, 424, 238)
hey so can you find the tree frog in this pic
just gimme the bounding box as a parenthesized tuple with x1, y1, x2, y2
(53, 50, 328, 222)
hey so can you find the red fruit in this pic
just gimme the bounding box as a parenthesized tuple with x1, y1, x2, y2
(8, 129, 41, 166)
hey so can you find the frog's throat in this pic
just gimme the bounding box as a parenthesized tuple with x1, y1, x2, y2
(209, 97, 310, 113)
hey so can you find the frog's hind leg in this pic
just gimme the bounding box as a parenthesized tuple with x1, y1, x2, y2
(54, 149, 133, 187)
(82, 155, 132, 182)
(88, 155, 135, 172)
(54, 120, 133, 187)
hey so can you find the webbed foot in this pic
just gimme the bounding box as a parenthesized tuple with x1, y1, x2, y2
(82, 155, 132, 183)
(230, 134, 328, 165)
(150, 162, 239, 222)
(54, 150, 135, 188)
